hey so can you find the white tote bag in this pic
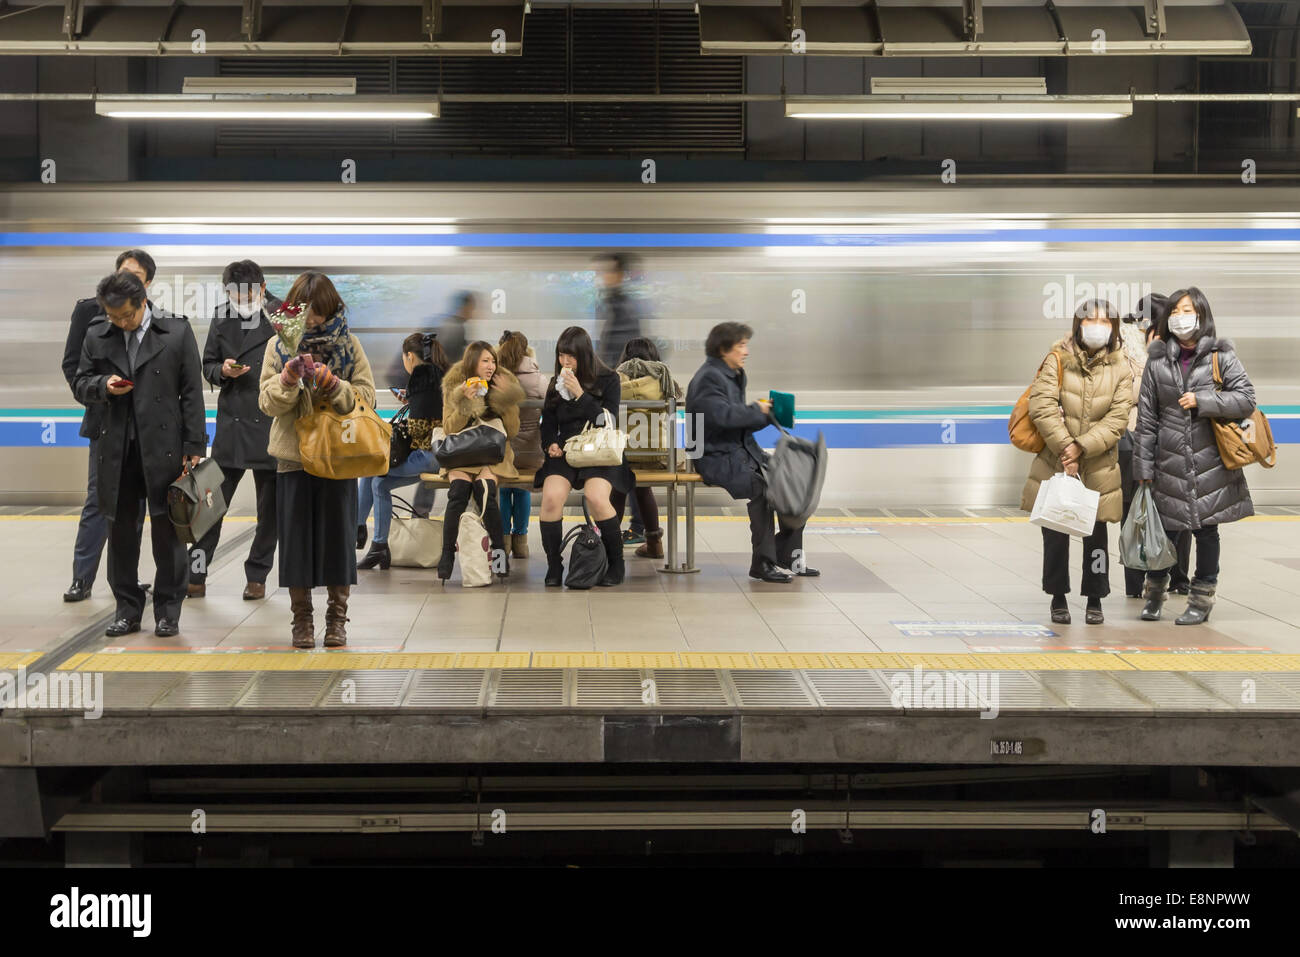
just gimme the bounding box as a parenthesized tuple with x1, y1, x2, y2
(1030, 473, 1100, 537)
(563, 417, 628, 468)
(387, 496, 443, 568)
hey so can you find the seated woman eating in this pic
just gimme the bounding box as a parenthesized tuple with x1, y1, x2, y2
(436, 340, 525, 582)
(535, 326, 633, 587)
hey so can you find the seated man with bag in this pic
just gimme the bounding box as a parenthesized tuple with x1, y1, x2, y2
(686, 322, 818, 584)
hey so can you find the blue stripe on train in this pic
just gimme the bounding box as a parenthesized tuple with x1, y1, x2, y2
(9, 417, 1296, 449)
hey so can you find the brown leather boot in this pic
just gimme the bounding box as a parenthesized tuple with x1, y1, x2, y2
(635, 529, 664, 559)
(324, 585, 350, 647)
(289, 588, 314, 648)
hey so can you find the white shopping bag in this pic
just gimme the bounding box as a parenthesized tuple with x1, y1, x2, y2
(1029, 473, 1099, 537)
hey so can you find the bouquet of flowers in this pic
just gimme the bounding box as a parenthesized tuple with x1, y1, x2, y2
(269, 301, 307, 356)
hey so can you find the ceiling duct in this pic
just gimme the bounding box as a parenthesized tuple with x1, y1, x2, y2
(0, 2, 526, 56)
(698, 1, 1252, 57)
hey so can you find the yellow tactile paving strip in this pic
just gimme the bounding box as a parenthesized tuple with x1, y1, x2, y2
(0, 652, 41, 669)
(45, 650, 1300, 673)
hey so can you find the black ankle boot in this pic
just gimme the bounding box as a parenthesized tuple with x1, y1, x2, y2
(479, 479, 508, 579)
(438, 480, 472, 581)
(540, 519, 564, 586)
(358, 541, 391, 570)
(596, 516, 625, 586)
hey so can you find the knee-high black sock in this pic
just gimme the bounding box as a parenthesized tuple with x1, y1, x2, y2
(479, 479, 506, 573)
(439, 479, 472, 577)
(597, 516, 624, 582)
(540, 519, 564, 572)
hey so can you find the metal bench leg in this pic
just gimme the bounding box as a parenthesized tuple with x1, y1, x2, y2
(658, 484, 677, 574)
(683, 482, 698, 573)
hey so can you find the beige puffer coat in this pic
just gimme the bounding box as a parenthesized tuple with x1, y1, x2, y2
(1019, 336, 1133, 524)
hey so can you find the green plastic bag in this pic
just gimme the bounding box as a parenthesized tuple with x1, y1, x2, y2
(1119, 484, 1178, 571)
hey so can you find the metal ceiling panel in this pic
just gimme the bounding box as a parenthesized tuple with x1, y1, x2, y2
(0, 3, 526, 55)
(698, 2, 1251, 56)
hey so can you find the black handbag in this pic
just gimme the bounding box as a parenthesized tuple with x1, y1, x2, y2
(389, 406, 414, 469)
(435, 417, 506, 471)
(166, 457, 229, 546)
(562, 503, 608, 590)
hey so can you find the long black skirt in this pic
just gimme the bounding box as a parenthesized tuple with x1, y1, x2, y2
(276, 470, 358, 589)
(533, 455, 633, 496)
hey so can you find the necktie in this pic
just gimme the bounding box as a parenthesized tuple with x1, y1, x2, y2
(126, 329, 140, 375)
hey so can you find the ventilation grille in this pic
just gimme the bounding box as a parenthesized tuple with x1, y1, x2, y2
(215, 8, 741, 154)
(235, 672, 334, 709)
(490, 669, 566, 708)
(153, 673, 256, 710)
(652, 669, 730, 708)
(575, 669, 645, 708)
(403, 670, 489, 708)
(320, 670, 411, 708)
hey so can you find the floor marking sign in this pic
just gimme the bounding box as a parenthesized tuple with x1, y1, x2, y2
(893, 620, 1057, 638)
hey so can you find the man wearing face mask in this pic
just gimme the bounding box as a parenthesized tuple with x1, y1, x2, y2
(187, 260, 284, 601)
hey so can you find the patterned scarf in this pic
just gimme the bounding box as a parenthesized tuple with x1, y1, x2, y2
(274, 309, 357, 382)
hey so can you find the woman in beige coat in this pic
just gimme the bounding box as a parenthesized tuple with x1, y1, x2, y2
(258, 272, 376, 648)
(435, 340, 525, 581)
(1020, 299, 1133, 625)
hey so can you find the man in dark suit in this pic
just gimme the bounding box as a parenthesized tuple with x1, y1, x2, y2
(187, 260, 282, 601)
(61, 250, 159, 602)
(686, 322, 819, 584)
(74, 272, 207, 637)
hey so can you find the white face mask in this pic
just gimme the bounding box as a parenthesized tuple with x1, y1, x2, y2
(1168, 313, 1199, 339)
(232, 298, 262, 320)
(1080, 325, 1110, 350)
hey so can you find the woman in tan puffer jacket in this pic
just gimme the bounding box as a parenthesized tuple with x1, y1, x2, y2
(496, 331, 548, 558)
(1020, 299, 1133, 626)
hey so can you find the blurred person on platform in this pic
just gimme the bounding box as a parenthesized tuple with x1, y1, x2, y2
(497, 330, 548, 559)
(1021, 299, 1132, 626)
(594, 253, 645, 370)
(187, 259, 283, 601)
(73, 271, 206, 638)
(614, 336, 681, 560)
(259, 272, 376, 648)
(60, 249, 158, 603)
(1134, 287, 1256, 626)
(357, 333, 448, 570)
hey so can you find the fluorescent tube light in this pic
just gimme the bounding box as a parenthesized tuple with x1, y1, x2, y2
(95, 96, 438, 121)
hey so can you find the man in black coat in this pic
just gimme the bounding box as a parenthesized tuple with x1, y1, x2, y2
(187, 260, 282, 601)
(60, 249, 156, 602)
(686, 322, 818, 584)
(73, 272, 207, 637)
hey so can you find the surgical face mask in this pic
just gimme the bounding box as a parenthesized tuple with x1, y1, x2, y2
(232, 297, 262, 320)
(1080, 324, 1110, 350)
(1168, 313, 1199, 339)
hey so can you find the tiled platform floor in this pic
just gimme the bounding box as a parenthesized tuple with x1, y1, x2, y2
(3, 506, 1299, 662)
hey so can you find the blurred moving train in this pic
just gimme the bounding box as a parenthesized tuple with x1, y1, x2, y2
(2, 183, 1298, 507)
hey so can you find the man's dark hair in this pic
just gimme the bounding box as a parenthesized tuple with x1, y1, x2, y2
(705, 322, 754, 359)
(222, 259, 265, 288)
(115, 248, 156, 282)
(97, 271, 147, 311)
(451, 290, 476, 315)
(595, 252, 629, 275)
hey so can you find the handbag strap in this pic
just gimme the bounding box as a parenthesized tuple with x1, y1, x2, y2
(1211, 350, 1223, 390)
(390, 494, 418, 518)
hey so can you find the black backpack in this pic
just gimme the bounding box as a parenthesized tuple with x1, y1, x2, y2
(562, 503, 608, 589)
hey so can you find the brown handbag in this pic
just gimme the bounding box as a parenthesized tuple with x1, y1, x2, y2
(1210, 351, 1277, 470)
(1008, 350, 1064, 453)
(295, 395, 392, 480)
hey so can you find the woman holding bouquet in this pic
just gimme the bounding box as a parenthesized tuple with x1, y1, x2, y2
(436, 340, 525, 582)
(258, 272, 376, 648)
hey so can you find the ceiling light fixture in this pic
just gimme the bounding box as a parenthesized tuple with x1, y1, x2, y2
(94, 96, 438, 121)
(786, 96, 1132, 121)
(869, 78, 1048, 96)
(181, 77, 358, 96)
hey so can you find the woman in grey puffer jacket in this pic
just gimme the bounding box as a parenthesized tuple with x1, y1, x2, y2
(1133, 287, 1256, 625)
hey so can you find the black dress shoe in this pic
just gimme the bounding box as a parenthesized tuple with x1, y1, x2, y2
(154, 618, 180, 637)
(597, 570, 625, 587)
(749, 561, 793, 584)
(795, 566, 821, 578)
(63, 579, 92, 602)
(105, 617, 141, 637)
(544, 566, 564, 587)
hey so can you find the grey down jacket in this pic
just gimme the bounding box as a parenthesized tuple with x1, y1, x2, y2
(1133, 335, 1255, 531)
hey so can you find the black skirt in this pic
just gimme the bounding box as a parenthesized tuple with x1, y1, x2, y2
(533, 455, 634, 495)
(276, 470, 358, 589)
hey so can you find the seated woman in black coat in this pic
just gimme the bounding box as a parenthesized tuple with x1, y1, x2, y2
(536, 326, 632, 586)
